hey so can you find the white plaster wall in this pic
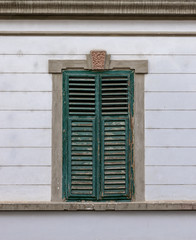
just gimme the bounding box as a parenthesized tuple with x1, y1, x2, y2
(0, 20, 196, 201)
(0, 212, 196, 240)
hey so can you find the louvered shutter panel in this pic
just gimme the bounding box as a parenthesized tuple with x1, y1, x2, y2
(63, 72, 98, 200)
(100, 71, 134, 200)
(63, 70, 134, 201)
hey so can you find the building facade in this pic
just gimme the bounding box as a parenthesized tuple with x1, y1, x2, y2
(1, 1, 196, 239)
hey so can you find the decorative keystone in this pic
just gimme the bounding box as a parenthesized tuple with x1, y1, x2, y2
(90, 50, 106, 70)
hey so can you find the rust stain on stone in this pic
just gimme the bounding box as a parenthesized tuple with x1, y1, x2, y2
(90, 50, 106, 70)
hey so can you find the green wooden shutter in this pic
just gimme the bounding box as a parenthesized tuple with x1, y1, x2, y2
(63, 70, 134, 201)
(63, 72, 98, 200)
(100, 72, 134, 200)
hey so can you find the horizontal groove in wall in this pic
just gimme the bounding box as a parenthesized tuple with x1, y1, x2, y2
(1, 91, 195, 93)
(0, 91, 195, 93)
(2, 53, 196, 56)
(1, 72, 196, 74)
(2, 72, 196, 75)
(0, 72, 50, 74)
(1, 32, 196, 37)
(0, 146, 52, 149)
(0, 110, 51, 111)
(146, 184, 196, 186)
(0, 91, 52, 92)
(145, 91, 196, 93)
(2, 73, 196, 75)
(145, 128, 196, 130)
(146, 109, 196, 111)
(0, 184, 51, 186)
(146, 146, 196, 148)
(0, 165, 51, 167)
(149, 73, 196, 75)
(146, 165, 196, 167)
(1, 54, 195, 57)
(0, 128, 51, 130)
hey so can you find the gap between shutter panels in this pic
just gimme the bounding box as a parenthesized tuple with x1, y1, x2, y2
(62, 71, 134, 201)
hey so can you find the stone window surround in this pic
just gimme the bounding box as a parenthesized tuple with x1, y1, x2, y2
(49, 53, 147, 205)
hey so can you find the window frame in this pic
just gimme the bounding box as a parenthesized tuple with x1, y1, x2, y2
(49, 55, 148, 204)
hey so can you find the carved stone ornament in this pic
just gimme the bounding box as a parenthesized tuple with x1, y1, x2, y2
(90, 50, 106, 70)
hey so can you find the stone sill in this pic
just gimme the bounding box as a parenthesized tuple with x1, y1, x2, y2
(0, 201, 196, 211)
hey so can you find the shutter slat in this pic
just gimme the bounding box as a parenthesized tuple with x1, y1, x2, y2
(69, 88, 95, 92)
(102, 103, 128, 106)
(69, 78, 95, 82)
(69, 97, 95, 100)
(102, 93, 128, 96)
(72, 161, 93, 165)
(102, 83, 128, 86)
(102, 107, 128, 111)
(102, 88, 128, 91)
(105, 175, 126, 179)
(105, 152, 126, 155)
(70, 103, 95, 106)
(70, 93, 95, 96)
(102, 97, 128, 100)
(72, 176, 92, 180)
(72, 137, 93, 141)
